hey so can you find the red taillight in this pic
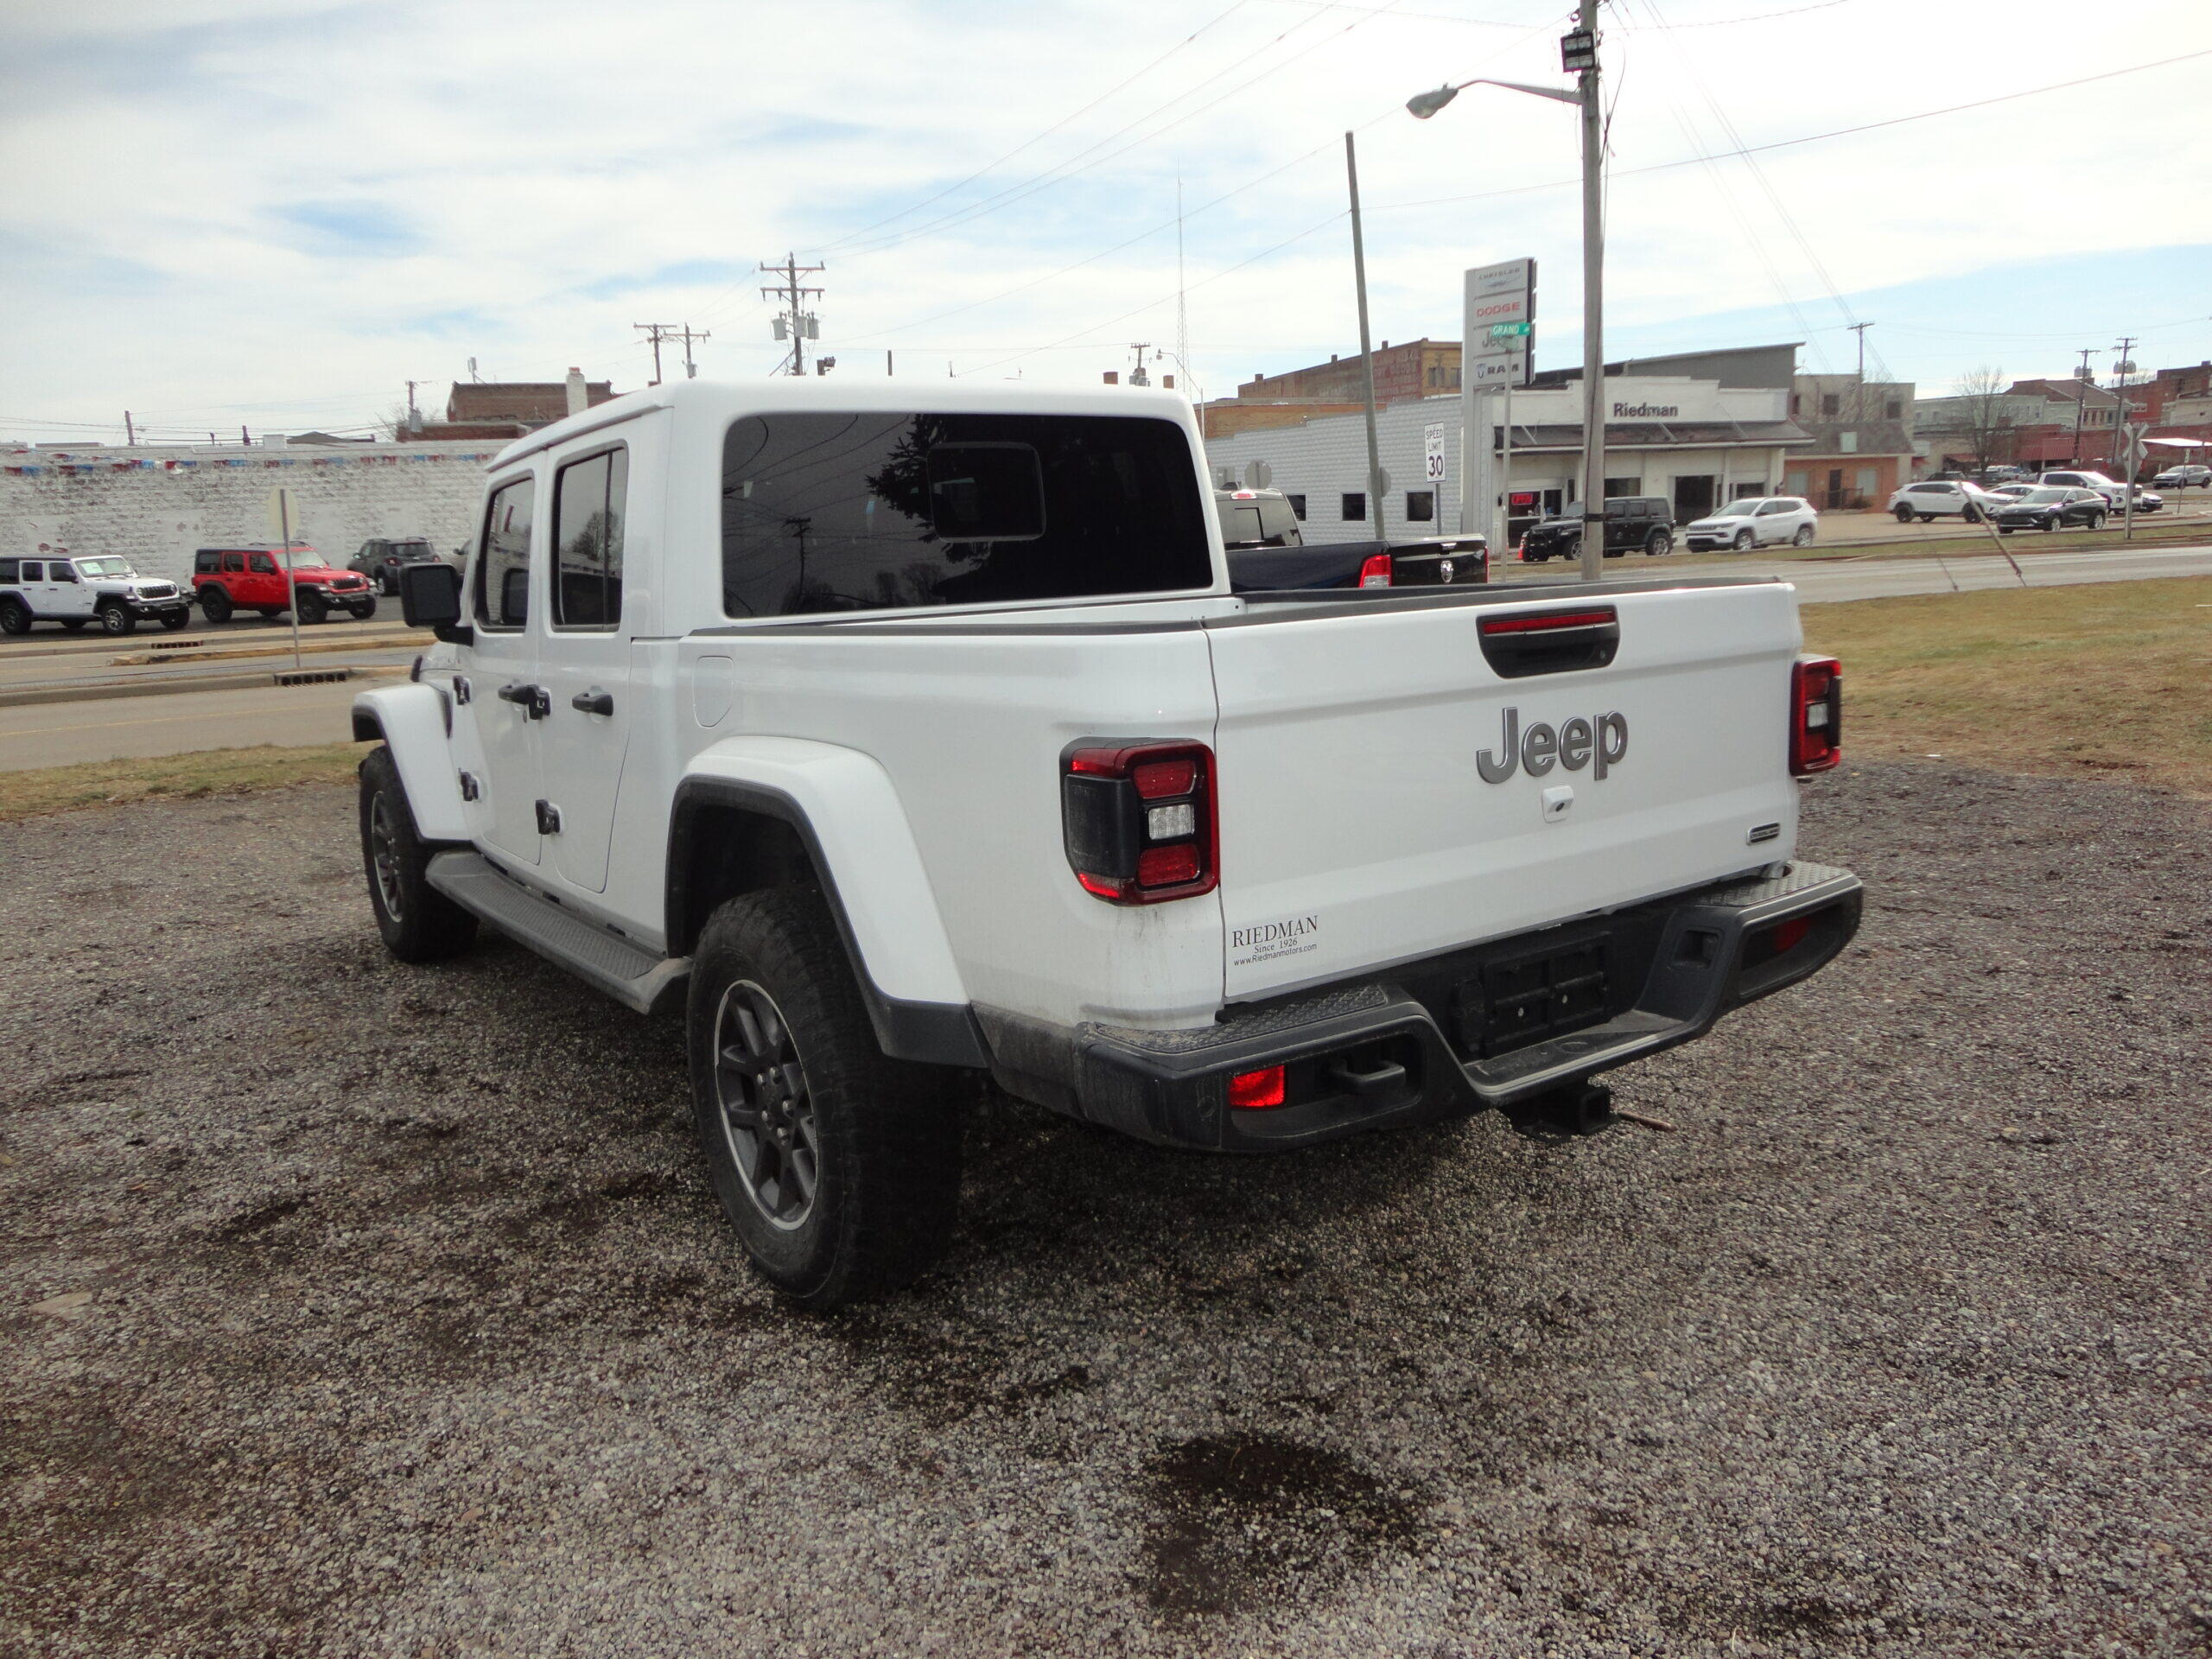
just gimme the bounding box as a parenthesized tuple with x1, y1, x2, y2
(1790, 655, 1842, 775)
(1358, 552, 1393, 588)
(1062, 741, 1218, 904)
(1770, 916, 1812, 954)
(1228, 1065, 1286, 1109)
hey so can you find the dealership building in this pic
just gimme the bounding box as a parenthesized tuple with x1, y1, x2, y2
(1201, 342, 1815, 547)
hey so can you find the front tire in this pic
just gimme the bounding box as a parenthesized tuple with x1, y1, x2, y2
(296, 591, 329, 626)
(98, 601, 137, 636)
(359, 747, 478, 963)
(1732, 529, 1754, 551)
(688, 886, 962, 1308)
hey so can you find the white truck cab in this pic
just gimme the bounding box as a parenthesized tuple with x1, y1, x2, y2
(354, 379, 1860, 1306)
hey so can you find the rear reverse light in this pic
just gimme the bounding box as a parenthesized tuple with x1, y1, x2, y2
(1358, 552, 1393, 588)
(1790, 655, 1842, 775)
(1228, 1065, 1286, 1109)
(1063, 740, 1218, 904)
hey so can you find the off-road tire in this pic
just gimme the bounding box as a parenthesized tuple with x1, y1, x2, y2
(348, 597, 378, 621)
(687, 885, 963, 1308)
(159, 609, 190, 631)
(0, 599, 30, 636)
(359, 747, 478, 964)
(98, 601, 137, 636)
(198, 587, 233, 623)
(296, 591, 329, 626)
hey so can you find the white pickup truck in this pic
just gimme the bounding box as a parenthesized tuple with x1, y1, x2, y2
(353, 380, 1859, 1306)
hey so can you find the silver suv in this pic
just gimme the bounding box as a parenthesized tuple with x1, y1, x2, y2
(1887, 480, 2004, 523)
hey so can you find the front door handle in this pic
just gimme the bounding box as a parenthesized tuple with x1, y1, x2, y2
(498, 682, 551, 719)
(570, 689, 614, 716)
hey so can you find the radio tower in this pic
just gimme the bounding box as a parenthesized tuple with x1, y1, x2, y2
(760, 254, 826, 376)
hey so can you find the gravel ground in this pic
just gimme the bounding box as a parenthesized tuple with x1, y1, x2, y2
(3, 761, 2207, 1657)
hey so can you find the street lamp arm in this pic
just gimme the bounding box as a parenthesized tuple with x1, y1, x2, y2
(1407, 76, 1580, 118)
(1468, 77, 1582, 105)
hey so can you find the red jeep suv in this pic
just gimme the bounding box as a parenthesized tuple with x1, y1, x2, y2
(191, 544, 378, 624)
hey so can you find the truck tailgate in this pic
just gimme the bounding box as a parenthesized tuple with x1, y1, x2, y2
(1205, 582, 1806, 1001)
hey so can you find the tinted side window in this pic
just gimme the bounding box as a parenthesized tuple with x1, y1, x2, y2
(222, 553, 245, 573)
(50, 563, 79, 583)
(476, 475, 535, 629)
(551, 446, 626, 629)
(720, 413, 1211, 617)
(0, 560, 17, 582)
(248, 554, 275, 575)
(195, 551, 219, 575)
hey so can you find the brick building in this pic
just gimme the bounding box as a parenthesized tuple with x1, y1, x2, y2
(402, 373, 617, 442)
(1233, 339, 1463, 405)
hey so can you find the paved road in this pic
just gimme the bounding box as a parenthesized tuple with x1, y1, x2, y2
(1497, 541, 2212, 601)
(4, 546, 2205, 772)
(0, 677, 363, 771)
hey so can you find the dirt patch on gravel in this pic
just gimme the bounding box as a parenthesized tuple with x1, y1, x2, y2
(2, 764, 2207, 1656)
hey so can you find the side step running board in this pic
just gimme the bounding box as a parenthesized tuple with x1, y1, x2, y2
(425, 851, 689, 1015)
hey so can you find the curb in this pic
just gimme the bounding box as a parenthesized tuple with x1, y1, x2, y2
(0, 662, 410, 710)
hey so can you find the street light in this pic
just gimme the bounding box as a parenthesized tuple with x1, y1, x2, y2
(1408, 7, 1608, 582)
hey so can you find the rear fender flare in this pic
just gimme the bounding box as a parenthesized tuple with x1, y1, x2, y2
(351, 683, 467, 842)
(670, 739, 979, 1067)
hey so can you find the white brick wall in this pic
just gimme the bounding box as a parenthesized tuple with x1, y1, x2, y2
(1205, 397, 1466, 545)
(0, 443, 497, 586)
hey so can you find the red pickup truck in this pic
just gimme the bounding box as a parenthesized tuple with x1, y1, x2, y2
(191, 544, 378, 624)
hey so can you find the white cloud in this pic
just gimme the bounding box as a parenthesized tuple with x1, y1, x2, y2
(2, 0, 2209, 438)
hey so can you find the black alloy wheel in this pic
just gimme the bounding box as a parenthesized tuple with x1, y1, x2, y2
(296, 590, 328, 626)
(357, 747, 478, 963)
(199, 587, 233, 623)
(712, 980, 821, 1231)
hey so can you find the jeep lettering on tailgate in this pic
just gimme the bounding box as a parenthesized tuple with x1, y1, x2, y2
(1477, 708, 1628, 783)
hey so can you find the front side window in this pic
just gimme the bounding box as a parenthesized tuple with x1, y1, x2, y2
(49, 562, 79, 584)
(476, 474, 535, 629)
(720, 412, 1210, 617)
(551, 446, 626, 628)
(248, 554, 276, 575)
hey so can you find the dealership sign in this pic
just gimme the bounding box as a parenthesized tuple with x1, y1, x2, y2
(1465, 258, 1535, 390)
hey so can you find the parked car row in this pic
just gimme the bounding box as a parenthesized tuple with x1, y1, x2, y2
(1888, 468, 2168, 524)
(0, 534, 456, 638)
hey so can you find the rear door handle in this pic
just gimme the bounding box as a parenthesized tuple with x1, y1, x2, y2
(570, 689, 614, 716)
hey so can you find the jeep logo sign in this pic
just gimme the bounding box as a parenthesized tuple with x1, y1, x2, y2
(1477, 708, 1628, 783)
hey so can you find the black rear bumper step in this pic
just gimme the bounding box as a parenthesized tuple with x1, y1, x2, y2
(976, 861, 1862, 1152)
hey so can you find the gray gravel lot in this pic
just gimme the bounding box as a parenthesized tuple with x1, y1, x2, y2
(3, 761, 2207, 1657)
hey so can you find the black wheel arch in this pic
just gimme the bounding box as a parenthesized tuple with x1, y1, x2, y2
(666, 779, 987, 1068)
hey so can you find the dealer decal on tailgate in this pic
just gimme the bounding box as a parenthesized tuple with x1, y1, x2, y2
(1230, 914, 1321, 970)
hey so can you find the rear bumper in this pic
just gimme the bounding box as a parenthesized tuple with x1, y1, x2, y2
(977, 861, 1861, 1152)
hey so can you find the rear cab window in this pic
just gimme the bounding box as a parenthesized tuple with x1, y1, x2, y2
(720, 412, 1211, 616)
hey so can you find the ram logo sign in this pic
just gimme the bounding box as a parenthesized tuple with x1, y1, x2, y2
(1477, 708, 1628, 783)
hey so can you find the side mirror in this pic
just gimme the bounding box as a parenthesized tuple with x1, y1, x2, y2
(399, 561, 470, 645)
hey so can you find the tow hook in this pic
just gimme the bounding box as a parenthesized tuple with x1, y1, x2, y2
(1501, 1080, 1616, 1139)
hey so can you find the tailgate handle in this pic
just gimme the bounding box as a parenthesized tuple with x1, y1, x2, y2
(1325, 1057, 1408, 1100)
(1478, 605, 1619, 678)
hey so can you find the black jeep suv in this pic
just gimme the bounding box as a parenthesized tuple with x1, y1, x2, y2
(1519, 496, 1675, 562)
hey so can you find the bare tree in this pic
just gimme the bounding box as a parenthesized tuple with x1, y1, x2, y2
(1949, 366, 2018, 473)
(373, 401, 412, 440)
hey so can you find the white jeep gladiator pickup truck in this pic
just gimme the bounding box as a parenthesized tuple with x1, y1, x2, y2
(353, 379, 1860, 1306)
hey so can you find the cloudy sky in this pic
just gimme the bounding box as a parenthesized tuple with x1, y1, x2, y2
(4, 0, 2209, 443)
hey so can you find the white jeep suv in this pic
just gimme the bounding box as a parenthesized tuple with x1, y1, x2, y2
(1682, 496, 1819, 551)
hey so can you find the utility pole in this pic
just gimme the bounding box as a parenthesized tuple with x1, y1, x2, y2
(1128, 344, 1154, 387)
(1568, 5, 1605, 584)
(634, 323, 679, 385)
(2069, 347, 2098, 466)
(124, 411, 134, 446)
(1344, 131, 1389, 542)
(2112, 335, 2139, 540)
(760, 254, 825, 377)
(1848, 321, 1873, 425)
(675, 322, 710, 380)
